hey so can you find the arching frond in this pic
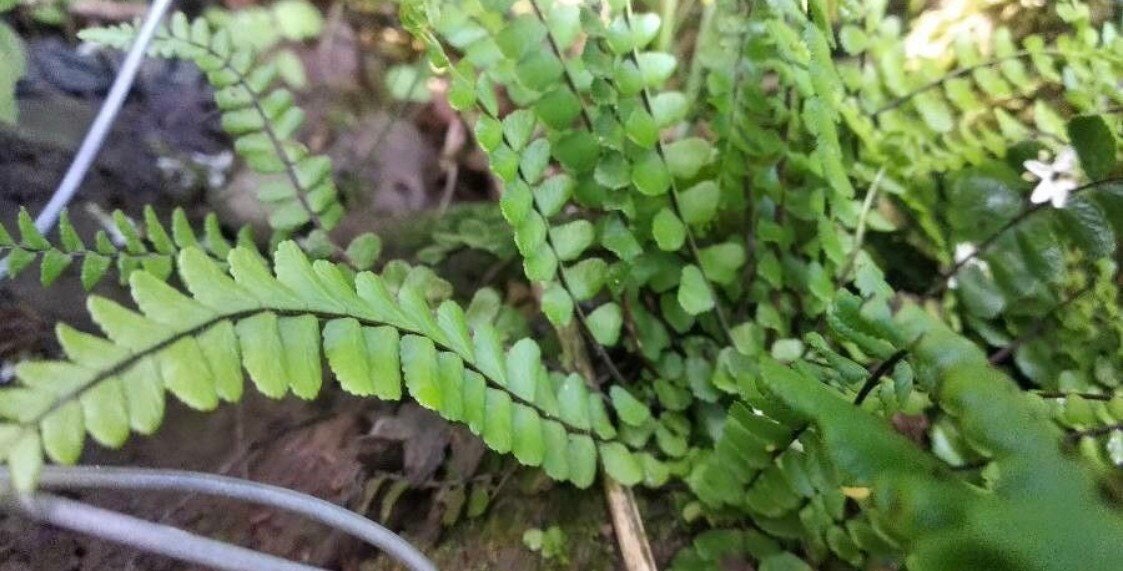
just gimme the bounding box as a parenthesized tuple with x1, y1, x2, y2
(0, 242, 660, 491)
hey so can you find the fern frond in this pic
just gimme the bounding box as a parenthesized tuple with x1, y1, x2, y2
(671, 528, 797, 570)
(687, 295, 909, 565)
(410, 0, 744, 340)
(80, 13, 344, 236)
(408, 1, 641, 385)
(688, 298, 1123, 567)
(0, 207, 249, 289)
(841, 14, 1123, 180)
(814, 305, 1123, 568)
(0, 241, 662, 491)
(938, 172, 1123, 322)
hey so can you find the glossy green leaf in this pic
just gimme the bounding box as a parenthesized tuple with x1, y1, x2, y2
(652, 207, 686, 251)
(678, 265, 714, 315)
(587, 303, 623, 346)
(1068, 115, 1117, 180)
(610, 386, 651, 427)
(664, 138, 713, 179)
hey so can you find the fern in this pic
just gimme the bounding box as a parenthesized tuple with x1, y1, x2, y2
(1, 207, 251, 289)
(80, 13, 344, 237)
(786, 305, 1123, 569)
(0, 241, 665, 491)
(410, 0, 740, 337)
(839, 6, 1123, 177)
(834, 3, 1123, 253)
(6, 1, 1123, 568)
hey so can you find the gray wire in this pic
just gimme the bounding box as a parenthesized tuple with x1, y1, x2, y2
(0, 0, 174, 281)
(36, 0, 175, 236)
(0, 465, 437, 571)
(2, 491, 323, 571)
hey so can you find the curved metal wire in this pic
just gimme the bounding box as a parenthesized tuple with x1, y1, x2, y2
(3, 492, 323, 571)
(0, 0, 174, 281)
(1, 465, 437, 571)
(35, 0, 176, 236)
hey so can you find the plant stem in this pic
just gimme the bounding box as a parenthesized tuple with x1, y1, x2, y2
(622, 3, 736, 343)
(657, 0, 679, 53)
(927, 177, 1123, 297)
(1067, 423, 1123, 441)
(987, 283, 1095, 364)
(552, 299, 655, 571)
(1035, 390, 1113, 401)
(837, 168, 885, 284)
(872, 50, 1068, 116)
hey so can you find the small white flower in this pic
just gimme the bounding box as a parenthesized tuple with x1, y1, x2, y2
(1024, 147, 1079, 208)
(954, 242, 977, 264)
(949, 242, 988, 290)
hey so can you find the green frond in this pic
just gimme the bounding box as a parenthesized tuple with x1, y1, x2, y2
(0, 241, 658, 491)
(0, 207, 249, 289)
(80, 13, 344, 235)
(408, 0, 744, 343)
(14, 1, 1123, 568)
(836, 8, 1123, 183)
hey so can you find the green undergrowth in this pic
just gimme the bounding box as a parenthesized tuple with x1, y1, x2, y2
(2, 1, 1123, 569)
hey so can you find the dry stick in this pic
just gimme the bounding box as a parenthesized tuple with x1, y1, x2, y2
(553, 307, 655, 571)
(603, 478, 657, 571)
(926, 177, 1123, 297)
(524, 6, 665, 563)
(69, 0, 149, 21)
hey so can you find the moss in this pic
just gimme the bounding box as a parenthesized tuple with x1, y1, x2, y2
(404, 470, 618, 571)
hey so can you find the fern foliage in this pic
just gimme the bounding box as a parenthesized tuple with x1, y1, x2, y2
(1, 206, 251, 289)
(839, 2, 1123, 177)
(407, 0, 739, 338)
(80, 13, 344, 236)
(0, 241, 663, 491)
(6, 1, 1123, 569)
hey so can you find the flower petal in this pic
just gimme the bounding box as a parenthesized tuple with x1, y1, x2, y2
(1051, 178, 1078, 208)
(1030, 180, 1055, 204)
(1024, 160, 1054, 179)
(1054, 147, 1078, 173)
(954, 243, 978, 263)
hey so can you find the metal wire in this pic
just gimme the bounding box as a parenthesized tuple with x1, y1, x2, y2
(0, 0, 173, 281)
(2, 465, 437, 571)
(36, 0, 175, 235)
(3, 492, 323, 571)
